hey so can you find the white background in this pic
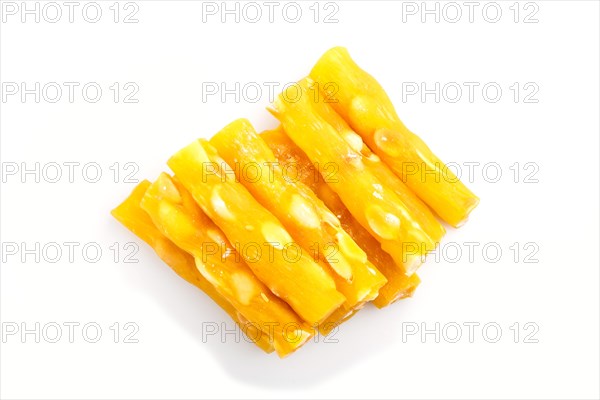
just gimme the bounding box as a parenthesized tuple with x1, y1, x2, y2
(1, 1, 599, 399)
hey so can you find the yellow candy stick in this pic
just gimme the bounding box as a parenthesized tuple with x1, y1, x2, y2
(310, 47, 479, 227)
(111, 181, 274, 354)
(141, 173, 314, 357)
(272, 78, 441, 275)
(210, 119, 387, 308)
(168, 137, 346, 325)
(262, 128, 420, 307)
